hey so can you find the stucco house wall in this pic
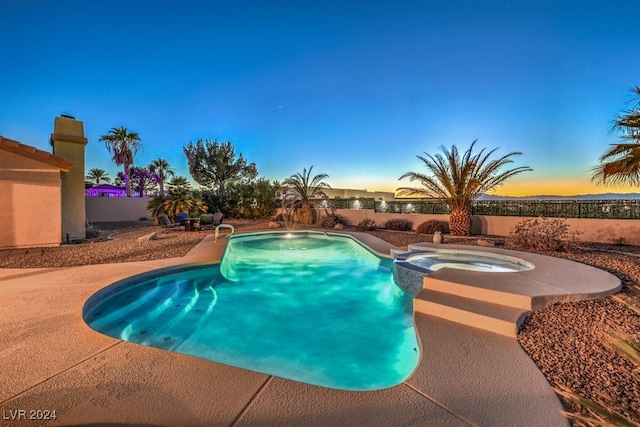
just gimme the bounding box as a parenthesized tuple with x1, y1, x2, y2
(0, 137, 72, 249)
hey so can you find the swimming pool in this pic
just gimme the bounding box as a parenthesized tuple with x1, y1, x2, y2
(84, 231, 420, 391)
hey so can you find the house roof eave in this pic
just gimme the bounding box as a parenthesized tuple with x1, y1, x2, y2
(0, 136, 73, 171)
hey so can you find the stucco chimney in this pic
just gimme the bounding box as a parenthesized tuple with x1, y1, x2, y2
(51, 115, 88, 242)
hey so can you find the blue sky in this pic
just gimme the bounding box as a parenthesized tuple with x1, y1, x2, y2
(2, 0, 640, 195)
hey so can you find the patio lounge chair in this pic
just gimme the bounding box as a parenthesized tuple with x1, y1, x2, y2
(198, 212, 223, 231)
(213, 211, 223, 226)
(158, 213, 181, 229)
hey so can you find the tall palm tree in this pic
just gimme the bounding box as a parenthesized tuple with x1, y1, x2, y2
(148, 158, 175, 195)
(100, 126, 142, 197)
(592, 86, 640, 186)
(397, 141, 532, 236)
(85, 168, 111, 184)
(282, 166, 331, 224)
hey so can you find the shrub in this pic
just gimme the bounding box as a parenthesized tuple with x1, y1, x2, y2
(320, 214, 346, 229)
(506, 217, 581, 252)
(416, 220, 446, 235)
(384, 218, 412, 231)
(85, 226, 100, 239)
(613, 236, 627, 246)
(273, 213, 293, 222)
(356, 218, 377, 231)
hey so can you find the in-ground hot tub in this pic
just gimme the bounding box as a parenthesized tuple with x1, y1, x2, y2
(393, 248, 535, 294)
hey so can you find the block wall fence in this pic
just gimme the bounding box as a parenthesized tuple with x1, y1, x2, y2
(85, 198, 640, 245)
(329, 209, 640, 245)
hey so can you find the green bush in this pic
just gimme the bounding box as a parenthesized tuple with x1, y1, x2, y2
(416, 220, 446, 234)
(506, 217, 581, 252)
(384, 218, 412, 231)
(356, 218, 377, 231)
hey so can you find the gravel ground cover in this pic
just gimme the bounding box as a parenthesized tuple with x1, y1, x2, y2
(2, 222, 639, 422)
(0, 220, 273, 268)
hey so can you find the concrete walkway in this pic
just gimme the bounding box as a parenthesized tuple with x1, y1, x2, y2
(2, 231, 618, 426)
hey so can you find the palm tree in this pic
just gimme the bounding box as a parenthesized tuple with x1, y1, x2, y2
(100, 126, 142, 197)
(397, 141, 532, 236)
(146, 195, 168, 224)
(146, 176, 207, 221)
(282, 166, 331, 224)
(592, 86, 640, 186)
(165, 176, 206, 218)
(148, 158, 175, 195)
(167, 176, 192, 193)
(85, 168, 111, 184)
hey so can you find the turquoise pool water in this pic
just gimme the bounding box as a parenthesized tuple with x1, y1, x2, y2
(84, 231, 420, 391)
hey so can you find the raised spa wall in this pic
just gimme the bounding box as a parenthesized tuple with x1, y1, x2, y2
(393, 251, 431, 295)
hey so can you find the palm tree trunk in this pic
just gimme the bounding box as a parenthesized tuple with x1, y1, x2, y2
(299, 202, 314, 224)
(124, 162, 131, 197)
(449, 208, 472, 236)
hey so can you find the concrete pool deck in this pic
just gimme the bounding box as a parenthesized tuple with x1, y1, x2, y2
(0, 231, 620, 426)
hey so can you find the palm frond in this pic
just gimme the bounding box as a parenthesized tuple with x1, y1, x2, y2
(397, 141, 531, 211)
(592, 143, 640, 186)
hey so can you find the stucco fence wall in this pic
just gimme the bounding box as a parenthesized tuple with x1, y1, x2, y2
(86, 197, 151, 223)
(326, 209, 640, 246)
(85, 199, 640, 245)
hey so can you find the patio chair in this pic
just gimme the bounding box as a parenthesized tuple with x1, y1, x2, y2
(213, 211, 224, 226)
(198, 212, 223, 231)
(176, 212, 189, 225)
(158, 213, 181, 229)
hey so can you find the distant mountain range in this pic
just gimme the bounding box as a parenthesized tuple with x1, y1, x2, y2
(479, 193, 640, 201)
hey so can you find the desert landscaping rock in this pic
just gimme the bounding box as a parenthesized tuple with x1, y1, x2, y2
(476, 238, 495, 247)
(137, 231, 158, 242)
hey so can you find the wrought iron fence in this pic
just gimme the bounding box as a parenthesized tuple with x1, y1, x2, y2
(313, 198, 376, 210)
(314, 198, 640, 219)
(469, 200, 640, 219)
(375, 200, 451, 214)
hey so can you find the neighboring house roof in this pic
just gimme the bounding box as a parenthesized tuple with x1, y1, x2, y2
(0, 136, 73, 171)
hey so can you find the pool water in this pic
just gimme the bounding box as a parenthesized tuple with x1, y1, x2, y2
(406, 250, 534, 273)
(84, 232, 420, 391)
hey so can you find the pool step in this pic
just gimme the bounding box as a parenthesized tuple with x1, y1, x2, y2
(414, 289, 530, 338)
(424, 276, 533, 310)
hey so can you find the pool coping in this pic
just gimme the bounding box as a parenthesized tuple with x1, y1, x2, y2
(0, 230, 597, 426)
(406, 242, 622, 309)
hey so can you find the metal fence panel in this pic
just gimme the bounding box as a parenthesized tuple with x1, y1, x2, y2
(313, 198, 640, 219)
(373, 199, 640, 219)
(313, 198, 376, 210)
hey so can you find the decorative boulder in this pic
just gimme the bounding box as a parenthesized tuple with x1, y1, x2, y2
(476, 239, 495, 247)
(268, 221, 282, 229)
(137, 232, 158, 242)
(334, 223, 344, 230)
